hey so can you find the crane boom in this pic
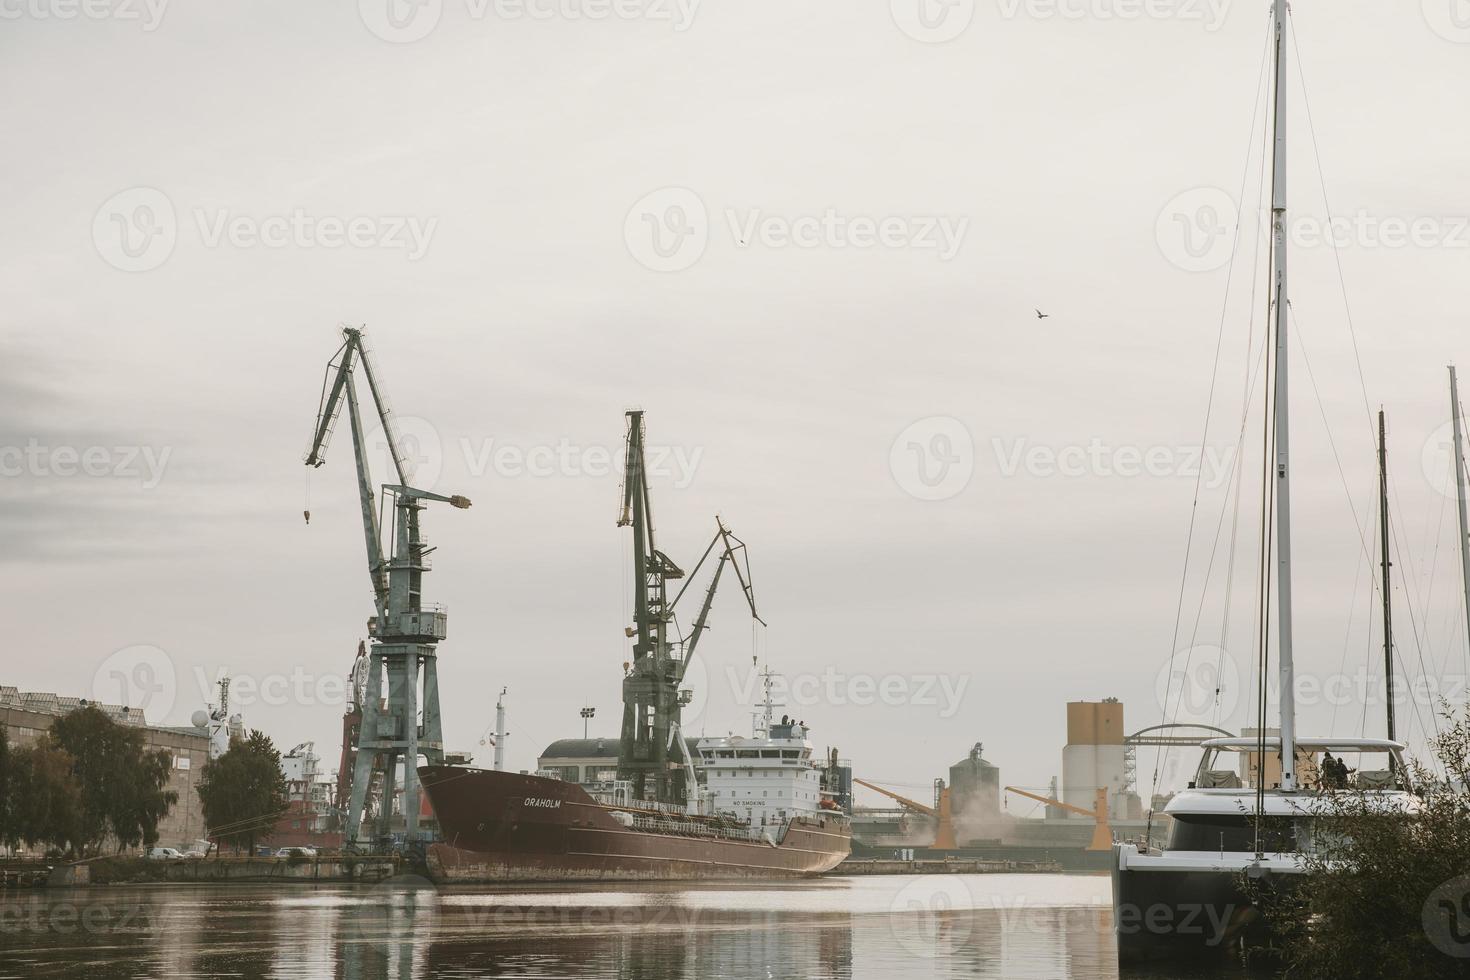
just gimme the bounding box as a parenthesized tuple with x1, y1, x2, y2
(351, 333, 408, 486)
(1004, 785, 1113, 851)
(854, 777, 937, 817)
(306, 335, 390, 611)
(1004, 785, 1099, 819)
(670, 517, 765, 686)
(304, 334, 355, 468)
(305, 327, 405, 479)
(343, 372, 388, 613)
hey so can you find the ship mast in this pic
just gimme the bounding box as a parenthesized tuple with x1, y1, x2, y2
(1378, 411, 1396, 749)
(1269, 0, 1298, 791)
(1451, 367, 1470, 662)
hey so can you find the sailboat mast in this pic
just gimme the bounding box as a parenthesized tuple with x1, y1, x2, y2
(1269, 0, 1298, 791)
(1378, 410, 1396, 746)
(1451, 366, 1470, 662)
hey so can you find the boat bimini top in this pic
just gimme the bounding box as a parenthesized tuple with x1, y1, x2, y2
(1189, 737, 1413, 794)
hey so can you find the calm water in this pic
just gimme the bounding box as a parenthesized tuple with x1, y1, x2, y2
(0, 874, 1253, 980)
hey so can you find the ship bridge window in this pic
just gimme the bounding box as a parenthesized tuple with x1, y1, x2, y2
(1168, 814, 1298, 853)
(781, 750, 799, 759)
(761, 750, 779, 758)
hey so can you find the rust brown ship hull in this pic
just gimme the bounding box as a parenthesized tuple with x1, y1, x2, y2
(419, 765, 850, 883)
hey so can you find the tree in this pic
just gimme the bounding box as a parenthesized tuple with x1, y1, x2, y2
(197, 730, 288, 854)
(48, 705, 177, 853)
(114, 748, 178, 851)
(1251, 706, 1470, 979)
(0, 726, 9, 849)
(6, 737, 84, 854)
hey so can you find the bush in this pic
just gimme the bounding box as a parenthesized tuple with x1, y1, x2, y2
(1251, 706, 1470, 978)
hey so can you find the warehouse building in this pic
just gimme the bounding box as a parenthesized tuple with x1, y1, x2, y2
(0, 686, 210, 851)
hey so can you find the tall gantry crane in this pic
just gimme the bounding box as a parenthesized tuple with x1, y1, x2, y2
(304, 326, 471, 847)
(616, 411, 761, 805)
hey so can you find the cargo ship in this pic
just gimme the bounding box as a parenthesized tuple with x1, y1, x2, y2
(421, 708, 851, 882)
(420, 411, 850, 882)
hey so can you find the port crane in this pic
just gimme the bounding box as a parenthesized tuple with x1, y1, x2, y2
(616, 411, 762, 806)
(1004, 785, 1112, 852)
(304, 325, 471, 847)
(853, 777, 956, 849)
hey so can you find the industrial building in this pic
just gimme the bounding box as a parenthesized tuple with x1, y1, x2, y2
(948, 742, 1001, 822)
(537, 736, 699, 787)
(1061, 698, 1142, 820)
(849, 700, 1161, 870)
(0, 686, 210, 851)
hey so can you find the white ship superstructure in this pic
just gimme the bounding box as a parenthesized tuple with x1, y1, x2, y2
(698, 722, 832, 828)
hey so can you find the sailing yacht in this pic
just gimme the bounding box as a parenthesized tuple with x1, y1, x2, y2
(1111, 0, 1425, 962)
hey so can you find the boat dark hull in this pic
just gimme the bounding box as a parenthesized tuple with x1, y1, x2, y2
(1112, 857, 1295, 963)
(419, 765, 851, 883)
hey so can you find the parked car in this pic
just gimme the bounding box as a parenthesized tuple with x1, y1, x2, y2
(274, 846, 316, 858)
(146, 847, 183, 860)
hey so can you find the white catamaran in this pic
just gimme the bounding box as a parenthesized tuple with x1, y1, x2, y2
(1112, 0, 1435, 962)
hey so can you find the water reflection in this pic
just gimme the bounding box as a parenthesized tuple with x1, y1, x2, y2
(0, 875, 1259, 980)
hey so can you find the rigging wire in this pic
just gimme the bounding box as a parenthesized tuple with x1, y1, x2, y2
(1282, 10, 1449, 757)
(1329, 500, 1369, 736)
(1252, 282, 1277, 851)
(1146, 20, 1275, 836)
(1289, 11, 1378, 447)
(1290, 308, 1442, 764)
(1422, 464, 1451, 679)
(1286, 306, 1374, 564)
(1287, 303, 1381, 744)
(1172, 334, 1273, 740)
(1387, 468, 1447, 754)
(1214, 76, 1276, 734)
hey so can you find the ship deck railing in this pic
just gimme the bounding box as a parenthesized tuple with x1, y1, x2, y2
(627, 813, 778, 844)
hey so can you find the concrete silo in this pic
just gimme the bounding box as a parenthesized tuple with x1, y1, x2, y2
(1061, 699, 1130, 819)
(948, 742, 1000, 821)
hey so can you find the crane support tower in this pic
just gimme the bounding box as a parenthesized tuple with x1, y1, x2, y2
(615, 411, 762, 805)
(304, 325, 472, 847)
(616, 410, 686, 804)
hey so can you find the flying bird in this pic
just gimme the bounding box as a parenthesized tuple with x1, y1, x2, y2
(1035, 309, 1050, 320)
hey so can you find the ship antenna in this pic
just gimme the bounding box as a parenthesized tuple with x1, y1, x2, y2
(753, 662, 785, 737)
(762, 665, 774, 734)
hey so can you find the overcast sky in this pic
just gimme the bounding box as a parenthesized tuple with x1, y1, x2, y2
(4, 1, 1470, 807)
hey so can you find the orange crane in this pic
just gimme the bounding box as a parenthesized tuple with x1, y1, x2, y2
(854, 777, 956, 849)
(1004, 785, 1112, 851)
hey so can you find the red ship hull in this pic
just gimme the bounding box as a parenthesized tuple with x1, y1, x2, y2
(419, 765, 851, 883)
